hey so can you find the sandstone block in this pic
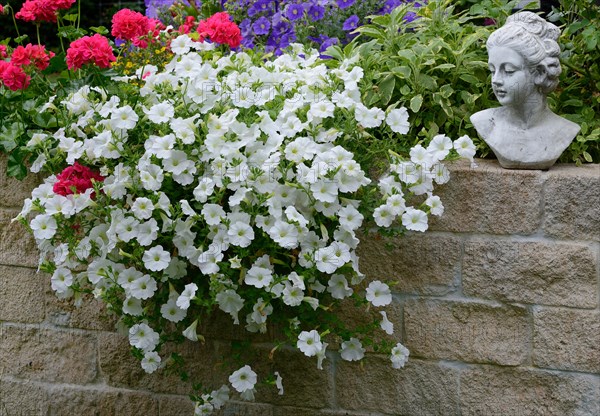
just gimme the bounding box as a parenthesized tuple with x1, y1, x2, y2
(335, 357, 460, 414)
(429, 159, 543, 235)
(0, 209, 38, 268)
(533, 307, 600, 373)
(0, 378, 48, 415)
(0, 154, 42, 208)
(463, 239, 598, 308)
(46, 386, 159, 416)
(460, 366, 600, 416)
(404, 299, 529, 365)
(45, 281, 117, 331)
(98, 332, 239, 396)
(543, 164, 600, 241)
(159, 396, 196, 416)
(216, 401, 274, 416)
(0, 325, 97, 384)
(358, 233, 461, 296)
(254, 346, 334, 409)
(0, 265, 45, 323)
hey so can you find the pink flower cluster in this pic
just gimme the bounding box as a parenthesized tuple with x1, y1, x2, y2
(197, 12, 242, 49)
(15, 0, 76, 23)
(66, 34, 116, 70)
(0, 62, 31, 91)
(53, 162, 105, 197)
(111, 8, 163, 48)
(0, 44, 55, 91)
(10, 44, 55, 70)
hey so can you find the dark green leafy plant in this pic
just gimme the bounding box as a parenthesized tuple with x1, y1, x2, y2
(339, 0, 599, 163)
(551, 0, 600, 163)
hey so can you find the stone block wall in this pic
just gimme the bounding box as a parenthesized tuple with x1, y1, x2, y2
(1, 156, 598, 415)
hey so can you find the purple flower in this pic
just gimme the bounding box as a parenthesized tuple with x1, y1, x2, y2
(252, 16, 271, 35)
(285, 4, 305, 21)
(380, 0, 402, 15)
(308, 4, 325, 21)
(336, 0, 356, 9)
(249, 0, 274, 17)
(342, 15, 359, 31)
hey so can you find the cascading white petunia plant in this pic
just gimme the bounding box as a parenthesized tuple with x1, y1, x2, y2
(17, 33, 475, 414)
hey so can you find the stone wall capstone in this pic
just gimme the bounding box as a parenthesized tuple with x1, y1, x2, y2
(1, 156, 598, 416)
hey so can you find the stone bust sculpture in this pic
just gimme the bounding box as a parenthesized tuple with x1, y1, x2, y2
(470, 12, 580, 169)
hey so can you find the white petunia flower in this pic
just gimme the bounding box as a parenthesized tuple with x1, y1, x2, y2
(297, 330, 323, 357)
(355, 103, 385, 128)
(327, 274, 353, 299)
(111, 105, 138, 130)
(183, 319, 200, 342)
(176, 283, 198, 310)
(365, 280, 392, 307)
(454, 135, 476, 161)
(402, 207, 428, 232)
(229, 365, 257, 393)
(244, 266, 273, 288)
(427, 134, 453, 162)
(122, 297, 143, 316)
(379, 311, 394, 335)
(340, 337, 365, 361)
(425, 194, 444, 216)
(228, 221, 255, 248)
(131, 197, 155, 220)
(216, 289, 244, 324)
(274, 372, 284, 395)
(143, 245, 171, 271)
(373, 204, 396, 227)
(141, 351, 161, 373)
(129, 275, 158, 300)
(386, 107, 410, 134)
(160, 298, 186, 322)
(30, 214, 58, 240)
(201, 203, 226, 226)
(128, 322, 159, 352)
(390, 343, 410, 369)
(51, 267, 73, 294)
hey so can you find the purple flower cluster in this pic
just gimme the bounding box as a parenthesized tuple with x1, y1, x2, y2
(149, 0, 427, 55)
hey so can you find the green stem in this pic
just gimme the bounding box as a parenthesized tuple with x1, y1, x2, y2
(77, 0, 81, 30)
(9, 5, 21, 39)
(36, 23, 41, 45)
(56, 17, 66, 54)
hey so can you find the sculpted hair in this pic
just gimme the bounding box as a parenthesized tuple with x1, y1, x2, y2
(487, 11, 562, 94)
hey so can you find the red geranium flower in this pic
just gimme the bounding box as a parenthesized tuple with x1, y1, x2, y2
(111, 9, 152, 42)
(10, 44, 55, 71)
(53, 162, 105, 197)
(66, 34, 116, 70)
(1, 63, 31, 91)
(197, 12, 242, 49)
(15, 0, 75, 23)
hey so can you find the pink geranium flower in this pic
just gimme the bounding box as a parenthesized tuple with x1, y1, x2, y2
(66, 34, 116, 70)
(53, 162, 105, 197)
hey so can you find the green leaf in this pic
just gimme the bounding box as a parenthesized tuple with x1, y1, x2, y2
(397, 50, 416, 64)
(355, 26, 385, 40)
(7, 149, 28, 180)
(62, 13, 78, 22)
(0, 123, 24, 152)
(90, 26, 109, 35)
(410, 95, 423, 113)
(392, 65, 411, 79)
(459, 73, 482, 85)
(583, 151, 593, 163)
(378, 75, 396, 106)
(433, 63, 456, 70)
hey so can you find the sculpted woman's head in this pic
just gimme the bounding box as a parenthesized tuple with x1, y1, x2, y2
(486, 12, 562, 105)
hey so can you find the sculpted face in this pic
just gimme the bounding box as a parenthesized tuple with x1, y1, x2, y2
(488, 46, 536, 107)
